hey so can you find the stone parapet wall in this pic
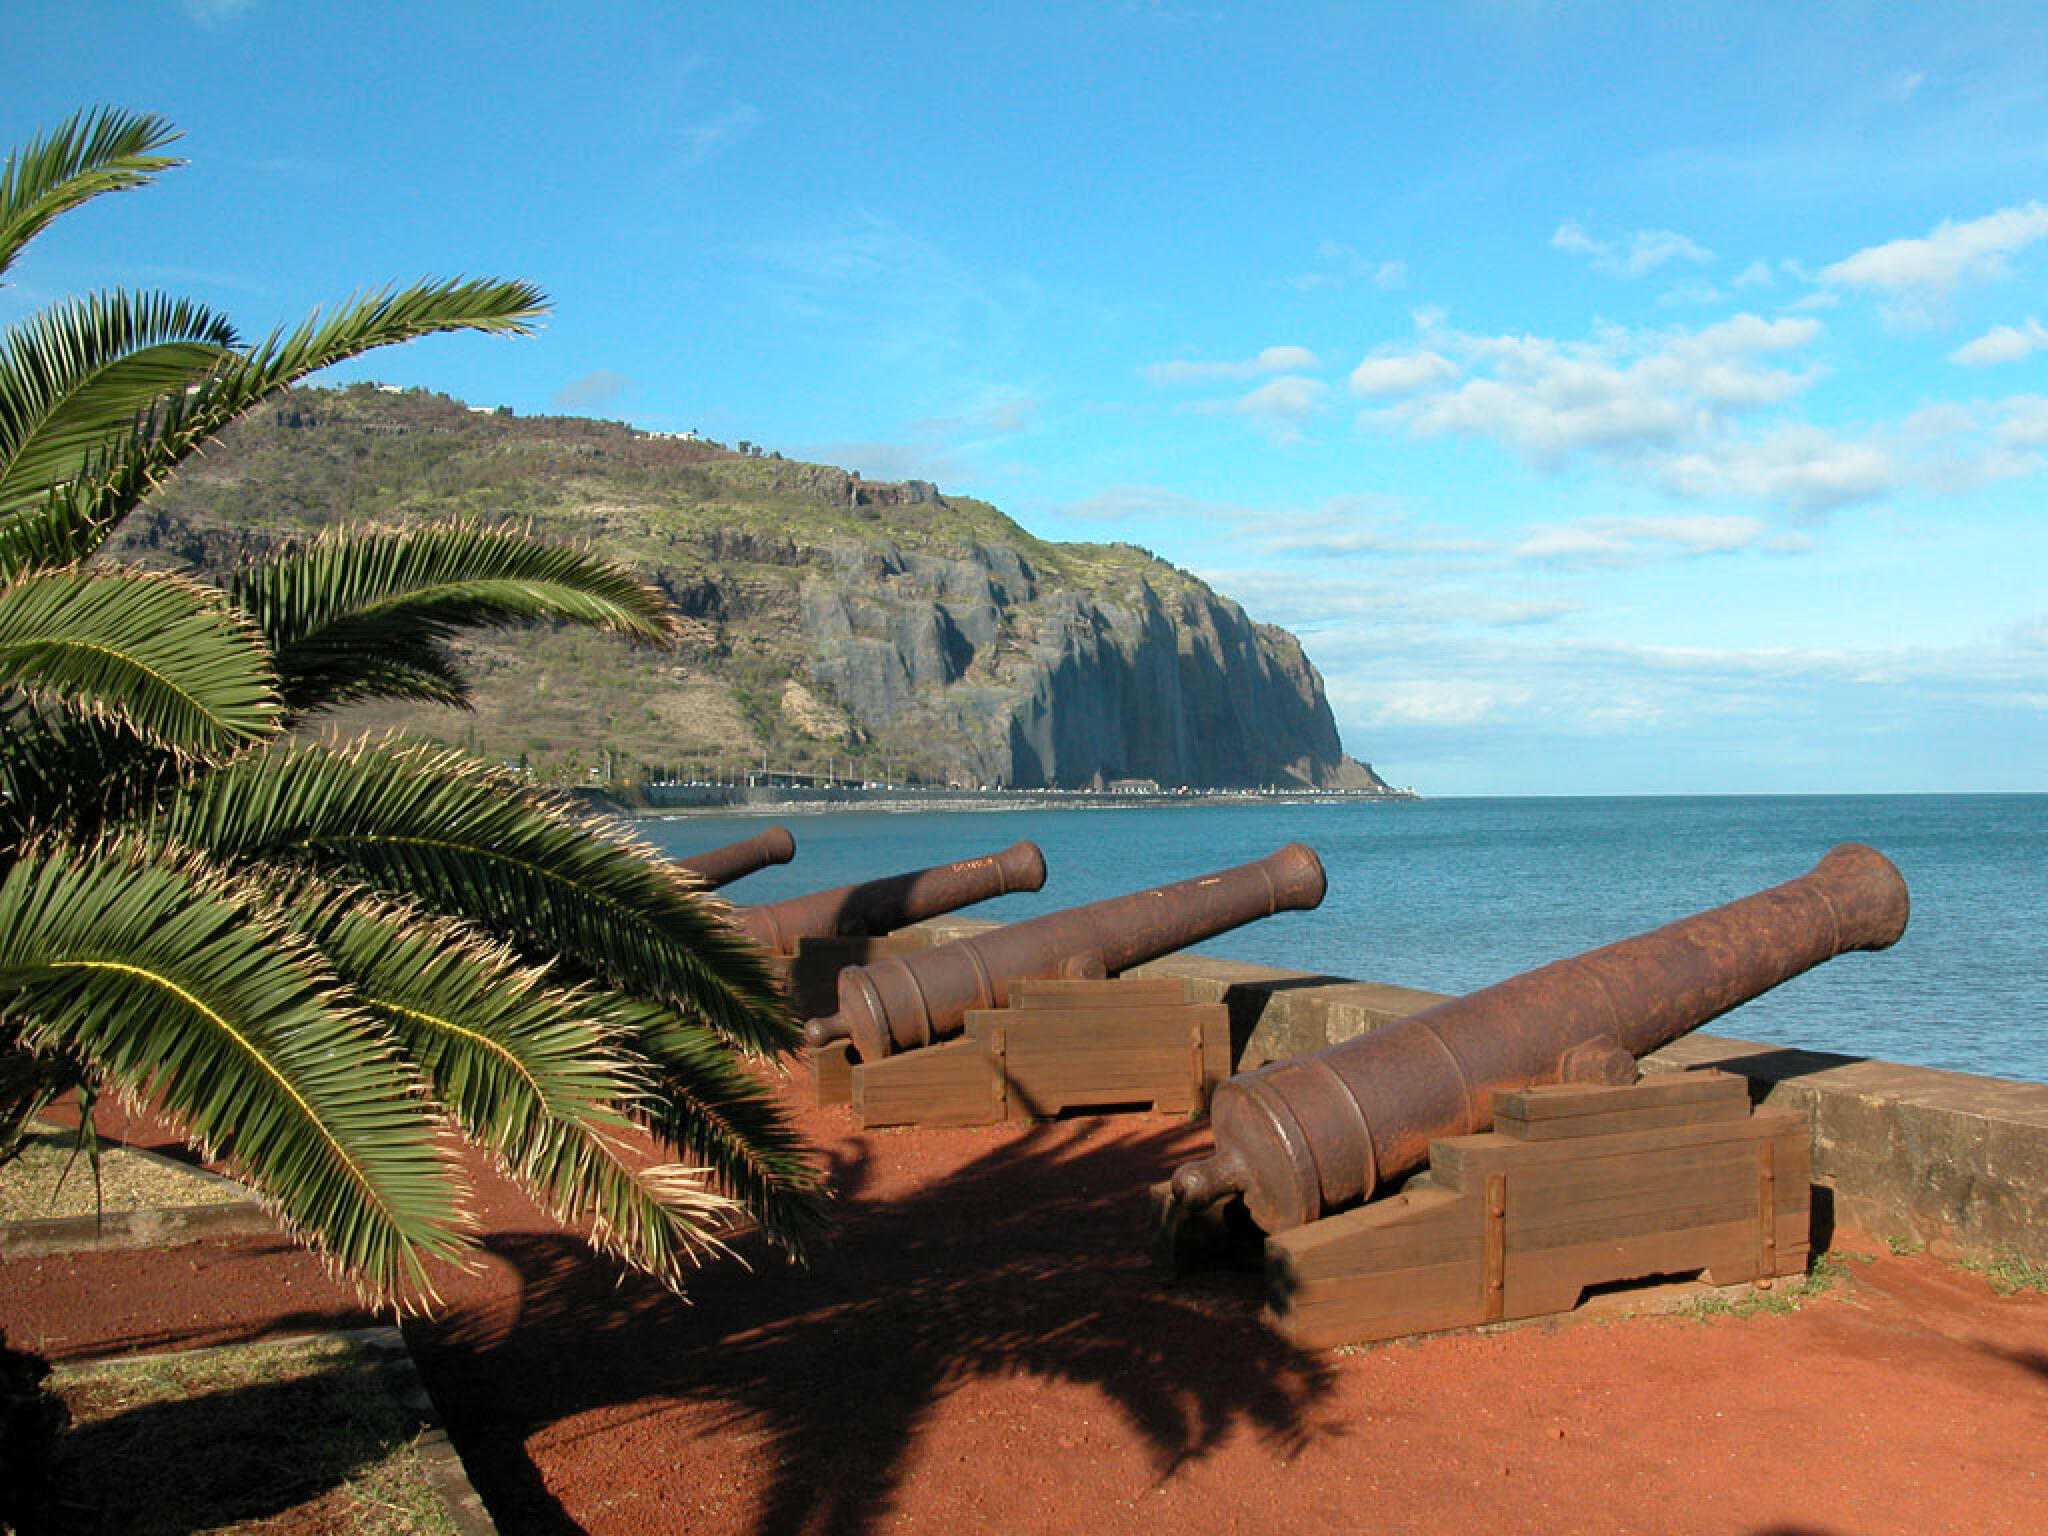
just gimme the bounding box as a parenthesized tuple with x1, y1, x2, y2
(910, 916, 2048, 1264)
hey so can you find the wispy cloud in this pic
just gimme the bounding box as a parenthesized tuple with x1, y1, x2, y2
(753, 212, 1039, 380)
(908, 395, 1040, 438)
(1950, 317, 2048, 365)
(183, 0, 257, 25)
(1140, 345, 1320, 384)
(681, 104, 762, 165)
(1656, 426, 1898, 513)
(553, 370, 635, 409)
(1216, 374, 1327, 442)
(1552, 220, 1715, 279)
(1281, 241, 1407, 293)
(1512, 514, 1771, 567)
(1822, 200, 2048, 324)
(1349, 349, 1459, 397)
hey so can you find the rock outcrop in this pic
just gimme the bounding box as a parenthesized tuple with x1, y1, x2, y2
(796, 539, 1378, 789)
(128, 384, 1390, 791)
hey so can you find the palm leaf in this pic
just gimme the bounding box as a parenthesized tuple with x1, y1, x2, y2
(148, 737, 799, 1057)
(233, 520, 679, 719)
(0, 289, 238, 519)
(27, 278, 548, 566)
(594, 995, 826, 1259)
(0, 108, 181, 281)
(285, 878, 754, 1284)
(0, 698, 178, 848)
(0, 839, 469, 1305)
(0, 567, 280, 757)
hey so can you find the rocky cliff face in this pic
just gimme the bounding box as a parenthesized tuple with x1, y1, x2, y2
(128, 385, 1389, 791)
(794, 538, 1380, 790)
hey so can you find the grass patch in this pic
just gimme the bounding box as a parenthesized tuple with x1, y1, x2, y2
(1958, 1253, 2048, 1295)
(1884, 1232, 1928, 1256)
(0, 1124, 244, 1225)
(1683, 1251, 1853, 1321)
(47, 1333, 457, 1536)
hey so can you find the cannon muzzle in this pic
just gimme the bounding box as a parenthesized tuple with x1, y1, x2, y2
(806, 842, 1327, 1060)
(674, 826, 797, 890)
(730, 840, 1048, 956)
(1171, 843, 1908, 1234)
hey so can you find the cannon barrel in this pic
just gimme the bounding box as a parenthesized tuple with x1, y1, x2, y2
(1170, 843, 1909, 1235)
(673, 826, 796, 889)
(729, 840, 1048, 955)
(805, 842, 1327, 1060)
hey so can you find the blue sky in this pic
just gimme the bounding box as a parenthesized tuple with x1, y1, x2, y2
(11, 2, 2048, 795)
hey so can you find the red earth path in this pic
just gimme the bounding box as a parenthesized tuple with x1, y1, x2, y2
(6, 1090, 2048, 1535)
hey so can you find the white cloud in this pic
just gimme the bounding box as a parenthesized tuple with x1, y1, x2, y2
(1949, 318, 2048, 366)
(1346, 312, 1971, 512)
(1349, 349, 1460, 397)
(1733, 261, 1775, 290)
(1512, 514, 1769, 567)
(1141, 345, 1320, 385)
(1374, 260, 1408, 291)
(1657, 426, 1897, 512)
(1213, 375, 1327, 442)
(1368, 313, 1823, 472)
(1552, 220, 1715, 279)
(1998, 395, 2048, 446)
(1822, 202, 2048, 322)
(1355, 680, 1534, 727)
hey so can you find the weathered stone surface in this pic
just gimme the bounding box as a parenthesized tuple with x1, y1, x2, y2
(800, 541, 1379, 790)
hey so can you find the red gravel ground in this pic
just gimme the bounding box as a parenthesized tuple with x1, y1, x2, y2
(7, 1090, 2048, 1536)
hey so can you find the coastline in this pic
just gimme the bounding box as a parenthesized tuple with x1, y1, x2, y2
(621, 784, 1421, 817)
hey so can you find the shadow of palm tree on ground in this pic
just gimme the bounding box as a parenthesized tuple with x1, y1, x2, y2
(414, 1116, 1336, 1536)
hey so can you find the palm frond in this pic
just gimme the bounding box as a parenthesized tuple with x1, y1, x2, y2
(286, 879, 752, 1284)
(0, 108, 181, 281)
(0, 567, 280, 757)
(148, 737, 799, 1056)
(232, 520, 678, 719)
(0, 839, 469, 1305)
(0, 697, 179, 848)
(0, 289, 238, 519)
(27, 278, 548, 565)
(594, 995, 827, 1260)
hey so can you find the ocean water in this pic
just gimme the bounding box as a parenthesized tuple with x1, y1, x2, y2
(645, 795, 2048, 1085)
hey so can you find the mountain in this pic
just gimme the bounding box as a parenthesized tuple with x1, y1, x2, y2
(122, 384, 1392, 793)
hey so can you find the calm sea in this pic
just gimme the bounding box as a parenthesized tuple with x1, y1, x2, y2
(646, 795, 2048, 1086)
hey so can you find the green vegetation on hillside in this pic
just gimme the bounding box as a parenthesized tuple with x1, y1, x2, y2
(131, 381, 1242, 787)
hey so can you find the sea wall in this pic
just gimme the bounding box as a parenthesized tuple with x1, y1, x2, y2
(911, 916, 2048, 1265)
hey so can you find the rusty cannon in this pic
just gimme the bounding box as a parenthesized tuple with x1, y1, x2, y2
(728, 840, 1049, 956)
(1168, 843, 1910, 1237)
(804, 842, 1328, 1062)
(673, 826, 796, 890)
